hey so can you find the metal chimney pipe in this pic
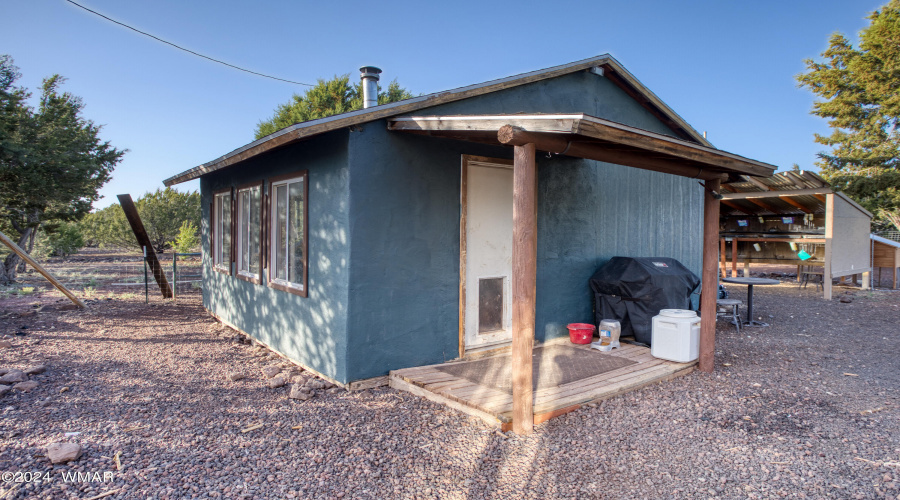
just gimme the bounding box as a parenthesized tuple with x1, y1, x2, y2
(359, 66, 382, 109)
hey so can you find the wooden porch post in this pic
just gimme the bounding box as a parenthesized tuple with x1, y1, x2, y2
(719, 238, 726, 279)
(512, 143, 537, 435)
(699, 178, 721, 373)
(731, 238, 738, 278)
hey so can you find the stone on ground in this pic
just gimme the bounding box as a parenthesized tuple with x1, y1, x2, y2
(12, 380, 38, 392)
(261, 365, 282, 379)
(46, 442, 82, 464)
(0, 370, 26, 384)
(24, 364, 47, 375)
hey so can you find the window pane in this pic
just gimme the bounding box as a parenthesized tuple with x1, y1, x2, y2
(221, 193, 231, 265)
(239, 191, 249, 271)
(275, 185, 287, 281)
(478, 277, 504, 333)
(249, 186, 261, 274)
(214, 196, 222, 264)
(288, 180, 304, 285)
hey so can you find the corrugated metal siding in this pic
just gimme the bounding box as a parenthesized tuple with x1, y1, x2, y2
(535, 158, 704, 342)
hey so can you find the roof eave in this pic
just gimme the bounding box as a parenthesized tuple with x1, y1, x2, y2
(163, 54, 713, 186)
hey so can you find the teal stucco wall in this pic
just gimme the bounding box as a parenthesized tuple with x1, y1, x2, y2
(343, 71, 704, 381)
(201, 130, 351, 383)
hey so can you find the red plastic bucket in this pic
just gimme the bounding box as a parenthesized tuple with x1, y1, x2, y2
(567, 323, 595, 344)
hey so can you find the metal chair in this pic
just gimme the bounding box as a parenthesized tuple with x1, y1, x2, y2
(799, 265, 824, 292)
(716, 298, 743, 333)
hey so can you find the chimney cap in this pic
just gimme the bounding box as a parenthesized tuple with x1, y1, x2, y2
(359, 66, 382, 80)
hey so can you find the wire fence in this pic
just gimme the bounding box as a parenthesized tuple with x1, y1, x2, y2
(874, 230, 900, 243)
(3, 247, 203, 303)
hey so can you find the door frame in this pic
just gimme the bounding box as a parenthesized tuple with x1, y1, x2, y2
(459, 154, 514, 358)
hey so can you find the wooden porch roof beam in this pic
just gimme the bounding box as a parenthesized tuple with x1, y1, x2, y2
(721, 200, 757, 215)
(780, 196, 814, 214)
(496, 126, 726, 181)
(745, 198, 783, 214)
(720, 187, 832, 200)
(389, 115, 776, 180)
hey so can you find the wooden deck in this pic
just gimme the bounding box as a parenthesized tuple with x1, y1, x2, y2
(390, 341, 696, 431)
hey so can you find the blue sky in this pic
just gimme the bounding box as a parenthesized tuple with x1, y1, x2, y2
(1, 0, 884, 208)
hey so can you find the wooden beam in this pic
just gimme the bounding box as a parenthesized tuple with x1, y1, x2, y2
(511, 143, 537, 435)
(780, 196, 814, 213)
(0, 230, 86, 308)
(732, 238, 738, 277)
(746, 198, 783, 214)
(813, 194, 827, 203)
(799, 171, 826, 188)
(497, 126, 727, 181)
(575, 119, 774, 178)
(720, 238, 727, 279)
(700, 178, 721, 372)
(720, 187, 832, 200)
(720, 200, 756, 215)
(117, 194, 173, 299)
(783, 171, 810, 189)
(729, 237, 826, 244)
(744, 176, 771, 191)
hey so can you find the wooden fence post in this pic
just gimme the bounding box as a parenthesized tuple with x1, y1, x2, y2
(117, 194, 173, 299)
(0, 230, 86, 308)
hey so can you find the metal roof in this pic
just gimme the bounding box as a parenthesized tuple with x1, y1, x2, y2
(871, 233, 900, 248)
(164, 54, 714, 186)
(719, 171, 871, 217)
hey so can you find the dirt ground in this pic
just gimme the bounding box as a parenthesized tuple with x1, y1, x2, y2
(0, 251, 899, 499)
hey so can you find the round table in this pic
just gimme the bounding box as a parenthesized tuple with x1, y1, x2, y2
(721, 277, 780, 327)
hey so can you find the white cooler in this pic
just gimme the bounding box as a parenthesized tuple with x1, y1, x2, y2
(651, 309, 700, 362)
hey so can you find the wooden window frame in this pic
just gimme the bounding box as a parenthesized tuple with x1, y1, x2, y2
(266, 170, 309, 297)
(211, 187, 233, 276)
(234, 180, 264, 285)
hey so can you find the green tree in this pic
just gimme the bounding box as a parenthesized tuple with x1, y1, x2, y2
(254, 75, 414, 139)
(0, 55, 125, 284)
(80, 188, 200, 254)
(169, 220, 200, 254)
(796, 1, 900, 231)
(34, 222, 84, 258)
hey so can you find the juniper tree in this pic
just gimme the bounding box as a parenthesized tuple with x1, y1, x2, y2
(0, 55, 124, 284)
(254, 74, 414, 139)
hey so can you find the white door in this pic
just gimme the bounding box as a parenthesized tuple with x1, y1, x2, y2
(464, 159, 513, 350)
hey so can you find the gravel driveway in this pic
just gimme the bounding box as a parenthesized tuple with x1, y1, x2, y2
(0, 281, 898, 499)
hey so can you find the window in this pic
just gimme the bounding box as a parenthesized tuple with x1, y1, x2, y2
(268, 171, 308, 296)
(235, 182, 263, 283)
(212, 189, 232, 274)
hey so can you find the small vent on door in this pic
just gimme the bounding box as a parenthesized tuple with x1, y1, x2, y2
(478, 277, 504, 333)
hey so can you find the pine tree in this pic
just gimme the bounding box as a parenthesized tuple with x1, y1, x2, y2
(796, 0, 900, 231)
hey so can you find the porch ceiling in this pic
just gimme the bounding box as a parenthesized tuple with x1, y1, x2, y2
(387, 114, 776, 182)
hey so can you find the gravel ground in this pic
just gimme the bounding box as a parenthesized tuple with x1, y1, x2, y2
(0, 280, 898, 499)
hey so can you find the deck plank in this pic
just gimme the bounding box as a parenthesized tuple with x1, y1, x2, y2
(531, 363, 695, 413)
(390, 343, 696, 429)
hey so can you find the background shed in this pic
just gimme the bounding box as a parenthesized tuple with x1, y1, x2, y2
(871, 234, 900, 289)
(718, 171, 872, 299)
